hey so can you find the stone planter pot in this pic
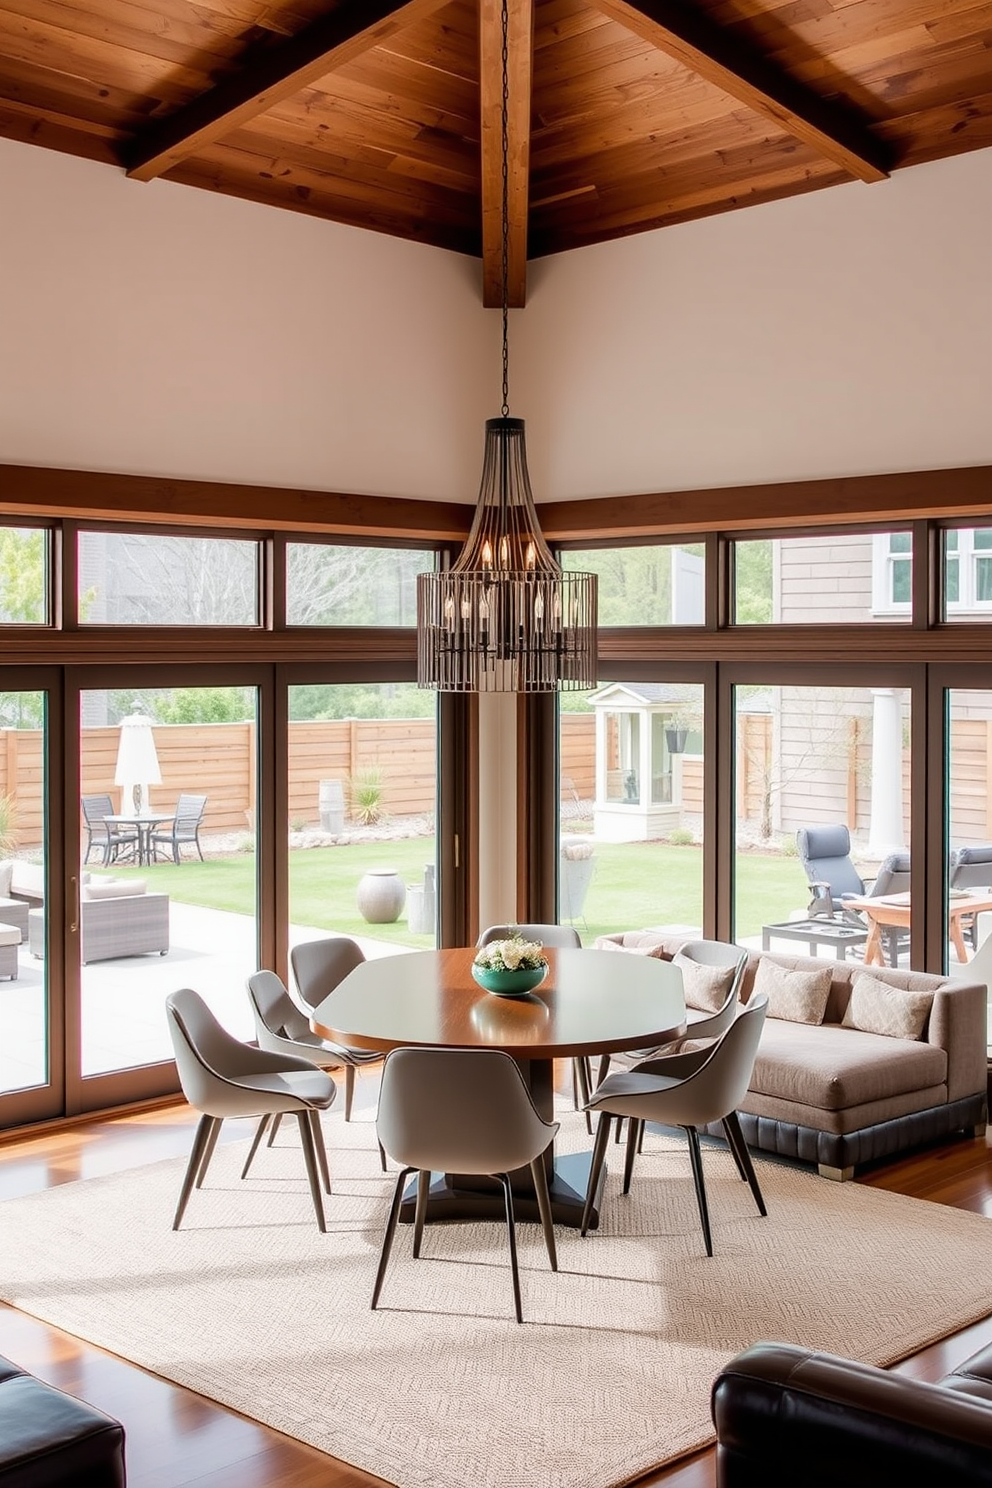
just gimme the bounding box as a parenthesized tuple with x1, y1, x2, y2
(357, 868, 406, 924)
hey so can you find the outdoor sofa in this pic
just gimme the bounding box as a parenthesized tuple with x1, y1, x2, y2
(0, 858, 44, 940)
(595, 930, 987, 1179)
(28, 876, 170, 964)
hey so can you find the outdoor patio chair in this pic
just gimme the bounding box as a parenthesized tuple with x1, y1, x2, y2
(950, 846, 992, 948)
(289, 937, 385, 1120)
(581, 992, 769, 1254)
(150, 793, 206, 864)
(81, 794, 138, 867)
(165, 987, 336, 1232)
(371, 1046, 559, 1323)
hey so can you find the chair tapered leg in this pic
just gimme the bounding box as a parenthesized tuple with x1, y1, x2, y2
(573, 1057, 593, 1134)
(308, 1109, 331, 1195)
(295, 1111, 327, 1232)
(596, 1053, 610, 1087)
(622, 1116, 640, 1194)
(684, 1125, 713, 1257)
(581, 1112, 612, 1235)
(529, 1155, 558, 1271)
(723, 1116, 749, 1182)
(265, 1112, 283, 1148)
(496, 1174, 523, 1323)
(174, 1115, 217, 1230)
(377, 1140, 387, 1172)
(371, 1166, 415, 1310)
(343, 1064, 355, 1121)
(241, 1114, 271, 1179)
(722, 1111, 766, 1217)
(196, 1115, 223, 1187)
(412, 1169, 430, 1258)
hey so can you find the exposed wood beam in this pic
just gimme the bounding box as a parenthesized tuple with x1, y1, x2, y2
(480, 0, 534, 309)
(124, 0, 450, 183)
(540, 466, 992, 541)
(594, 0, 891, 184)
(0, 464, 472, 542)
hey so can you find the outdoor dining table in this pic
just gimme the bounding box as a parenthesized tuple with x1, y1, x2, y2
(103, 813, 173, 867)
(310, 944, 685, 1230)
(845, 889, 992, 966)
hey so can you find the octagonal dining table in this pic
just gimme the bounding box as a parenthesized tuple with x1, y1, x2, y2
(310, 944, 685, 1230)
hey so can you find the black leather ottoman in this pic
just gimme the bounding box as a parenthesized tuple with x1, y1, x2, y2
(0, 1353, 126, 1486)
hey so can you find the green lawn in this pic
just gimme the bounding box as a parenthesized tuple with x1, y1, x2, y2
(109, 837, 810, 946)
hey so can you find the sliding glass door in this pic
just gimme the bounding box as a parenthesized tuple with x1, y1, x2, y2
(0, 675, 59, 1127)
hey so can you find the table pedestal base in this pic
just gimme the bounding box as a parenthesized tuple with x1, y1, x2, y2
(398, 1150, 606, 1230)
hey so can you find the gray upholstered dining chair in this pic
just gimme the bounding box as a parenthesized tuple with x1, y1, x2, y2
(372, 1046, 560, 1324)
(246, 969, 387, 1172)
(166, 987, 337, 1232)
(476, 922, 590, 1123)
(581, 992, 769, 1255)
(599, 938, 748, 1084)
(289, 936, 385, 1120)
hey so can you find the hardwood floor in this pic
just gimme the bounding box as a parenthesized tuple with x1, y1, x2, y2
(1, 1085, 991, 1488)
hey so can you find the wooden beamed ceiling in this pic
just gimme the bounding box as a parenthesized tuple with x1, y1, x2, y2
(1, 0, 991, 306)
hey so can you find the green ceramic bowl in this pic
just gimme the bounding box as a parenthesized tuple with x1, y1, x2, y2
(471, 962, 548, 998)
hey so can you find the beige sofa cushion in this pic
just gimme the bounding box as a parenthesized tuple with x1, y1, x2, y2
(0, 861, 13, 898)
(753, 957, 833, 1025)
(842, 971, 934, 1040)
(673, 951, 735, 1013)
(750, 1018, 949, 1110)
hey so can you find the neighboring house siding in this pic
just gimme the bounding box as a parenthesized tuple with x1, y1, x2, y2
(776, 534, 874, 624)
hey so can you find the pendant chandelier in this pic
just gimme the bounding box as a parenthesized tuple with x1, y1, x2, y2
(416, 0, 597, 694)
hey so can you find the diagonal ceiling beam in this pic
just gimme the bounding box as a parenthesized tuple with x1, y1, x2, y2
(480, 0, 534, 309)
(124, 0, 450, 183)
(594, 0, 890, 184)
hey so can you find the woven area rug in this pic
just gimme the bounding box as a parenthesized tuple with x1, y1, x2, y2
(2, 1109, 992, 1488)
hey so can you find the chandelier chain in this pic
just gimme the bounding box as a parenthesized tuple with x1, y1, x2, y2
(500, 0, 510, 417)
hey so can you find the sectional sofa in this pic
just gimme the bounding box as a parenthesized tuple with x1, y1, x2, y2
(595, 930, 987, 1179)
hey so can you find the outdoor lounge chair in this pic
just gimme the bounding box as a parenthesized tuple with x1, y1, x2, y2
(796, 825, 910, 961)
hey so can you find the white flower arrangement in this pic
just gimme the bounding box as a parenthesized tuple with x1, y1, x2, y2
(474, 935, 547, 973)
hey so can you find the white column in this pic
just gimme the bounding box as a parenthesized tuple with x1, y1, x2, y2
(477, 693, 518, 929)
(868, 688, 906, 856)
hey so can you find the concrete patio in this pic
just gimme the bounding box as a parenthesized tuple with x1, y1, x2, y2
(0, 901, 412, 1094)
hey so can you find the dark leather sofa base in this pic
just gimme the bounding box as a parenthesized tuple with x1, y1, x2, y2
(0, 1354, 126, 1487)
(704, 1091, 987, 1178)
(712, 1340, 992, 1488)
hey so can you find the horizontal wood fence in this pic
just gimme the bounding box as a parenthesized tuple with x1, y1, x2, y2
(0, 713, 988, 852)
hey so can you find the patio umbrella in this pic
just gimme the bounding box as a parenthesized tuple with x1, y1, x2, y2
(114, 708, 162, 815)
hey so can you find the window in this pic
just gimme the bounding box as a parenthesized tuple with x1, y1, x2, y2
(78, 532, 259, 625)
(943, 528, 992, 619)
(0, 527, 48, 625)
(869, 533, 913, 614)
(286, 544, 434, 626)
(562, 544, 705, 625)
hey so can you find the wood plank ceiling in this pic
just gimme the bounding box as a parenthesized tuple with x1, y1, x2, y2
(1, 0, 991, 305)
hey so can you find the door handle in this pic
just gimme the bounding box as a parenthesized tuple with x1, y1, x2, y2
(69, 875, 79, 934)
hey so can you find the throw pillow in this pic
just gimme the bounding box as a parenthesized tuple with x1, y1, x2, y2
(673, 952, 736, 1013)
(0, 860, 12, 898)
(842, 972, 933, 1040)
(83, 879, 148, 900)
(752, 957, 832, 1025)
